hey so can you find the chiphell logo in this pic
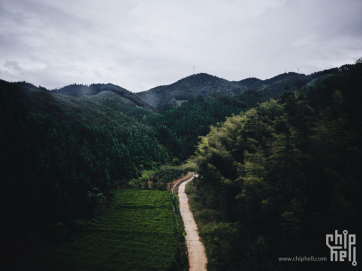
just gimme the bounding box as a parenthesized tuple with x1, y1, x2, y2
(326, 230, 357, 266)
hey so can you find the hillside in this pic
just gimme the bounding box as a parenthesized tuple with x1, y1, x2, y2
(82, 91, 154, 121)
(46, 67, 341, 113)
(188, 61, 362, 270)
(52, 83, 154, 110)
(0, 79, 171, 258)
(137, 73, 246, 109)
(137, 68, 340, 110)
(237, 72, 307, 95)
(5, 81, 151, 133)
(236, 67, 346, 98)
(1, 60, 361, 270)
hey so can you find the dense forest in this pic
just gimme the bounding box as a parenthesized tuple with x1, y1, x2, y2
(0, 80, 169, 248)
(1, 60, 361, 270)
(53, 83, 153, 109)
(188, 60, 362, 270)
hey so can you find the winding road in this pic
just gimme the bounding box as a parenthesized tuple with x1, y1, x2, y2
(178, 175, 207, 271)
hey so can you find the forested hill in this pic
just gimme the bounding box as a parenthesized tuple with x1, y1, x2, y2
(0, 79, 171, 252)
(137, 67, 341, 110)
(52, 83, 153, 110)
(48, 66, 342, 112)
(137, 73, 246, 109)
(1, 61, 359, 269)
(188, 60, 362, 270)
(4, 81, 150, 133)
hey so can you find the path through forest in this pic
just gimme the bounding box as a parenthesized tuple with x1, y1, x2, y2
(178, 176, 207, 271)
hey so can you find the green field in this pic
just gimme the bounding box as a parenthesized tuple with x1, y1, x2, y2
(5, 190, 180, 271)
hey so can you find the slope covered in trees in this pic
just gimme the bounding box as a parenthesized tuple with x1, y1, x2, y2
(0, 80, 170, 251)
(142, 95, 245, 160)
(0, 66, 346, 236)
(82, 91, 154, 121)
(53, 83, 153, 109)
(189, 61, 362, 270)
(137, 69, 339, 110)
(1, 61, 360, 270)
(137, 73, 246, 109)
(139, 70, 332, 161)
(6, 81, 150, 133)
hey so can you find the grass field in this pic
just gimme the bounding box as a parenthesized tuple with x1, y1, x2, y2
(4, 190, 181, 271)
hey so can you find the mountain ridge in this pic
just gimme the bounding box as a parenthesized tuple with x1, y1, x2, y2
(1, 80, 151, 133)
(52, 83, 154, 110)
(136, 70, 331, 109)
(4, 66, 343, 113)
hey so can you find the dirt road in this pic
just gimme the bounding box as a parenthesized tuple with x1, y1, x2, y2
(179, 177, 207, 271)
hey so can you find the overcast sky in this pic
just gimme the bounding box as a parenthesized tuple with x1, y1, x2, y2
(1, 0, 361, 92)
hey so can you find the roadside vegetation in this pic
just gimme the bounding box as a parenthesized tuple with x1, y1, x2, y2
(127, 168, 188, 190)
(187, 61, 362, 270)
(185, 178, 238, 270)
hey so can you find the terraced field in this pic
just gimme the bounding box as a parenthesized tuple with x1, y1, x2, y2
(5, 190, 180, 271)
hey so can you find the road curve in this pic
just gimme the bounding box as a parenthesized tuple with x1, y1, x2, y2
(179, 177, 207, 271)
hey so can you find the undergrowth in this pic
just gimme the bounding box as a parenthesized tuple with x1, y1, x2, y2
(185, 177, 240, 271)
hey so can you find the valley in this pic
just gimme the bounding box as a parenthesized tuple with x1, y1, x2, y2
(1, 60, 361, 270)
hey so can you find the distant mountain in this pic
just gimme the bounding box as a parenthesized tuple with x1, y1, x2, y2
(82, 90, 154, 121)
(239, 66, 352, 98)
(137, 73, 246, 109)
(236, 77, 262, 88)
(45, 67, 344, 112)
(6, 81, 151, 133)
(237, 72, 309, 98)
(52, 83, 153, 110)
(4, 66, 344, 119)
(137, 68, 340, 110)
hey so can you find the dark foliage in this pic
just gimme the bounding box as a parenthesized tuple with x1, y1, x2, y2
(137, 73, 246, 109)
(53, 83, 153, 109)
(0, 80, 169, 244)
(142, 97, 244, 160)
(191, 62, 362, 270)
(1, 60, 360, 270)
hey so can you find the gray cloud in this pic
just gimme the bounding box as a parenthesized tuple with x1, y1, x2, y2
(4, 60, 22, 70)
(0, 0, 361, 92)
